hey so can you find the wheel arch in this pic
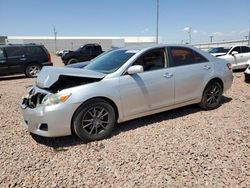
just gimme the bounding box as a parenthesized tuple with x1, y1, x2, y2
(70, 96, 119, 135)
(25, 62, 42, 77)
(67, 57, 79, 63)
(25, 61, 41, 68)
(204, 77, 224, 92)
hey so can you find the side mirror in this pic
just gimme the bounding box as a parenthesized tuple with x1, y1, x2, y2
(231, 51, 238, 56)
(127, 65, 144, 75)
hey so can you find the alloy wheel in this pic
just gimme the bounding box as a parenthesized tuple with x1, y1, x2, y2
(81, 106, 110, 135)
(206, 84, 221, 105)
(28, 66, 40, 77)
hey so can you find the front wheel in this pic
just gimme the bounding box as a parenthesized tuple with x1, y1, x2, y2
(67, 58, 78, 65)
(199, 81, 223, 110)
(73, 99, 116, 141)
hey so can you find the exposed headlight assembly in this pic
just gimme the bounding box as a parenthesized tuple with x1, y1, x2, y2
(41, 93, 71, 106)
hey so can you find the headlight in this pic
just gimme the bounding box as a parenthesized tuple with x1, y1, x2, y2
(41, 93, 71, 106)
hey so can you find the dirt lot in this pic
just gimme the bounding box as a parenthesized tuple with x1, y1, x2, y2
(0, 57, 249, 187)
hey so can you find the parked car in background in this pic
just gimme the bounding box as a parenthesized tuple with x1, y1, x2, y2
(20, 44, 233, 141)
(0, 44, 53, 77)
(244, 60, 250, 82)
(56, 49, 70, 56)
(61, 43, 103, 65)
(66, 49, 117, 69)
(217, 45, 250, 70)
(208, 47, 230, 57)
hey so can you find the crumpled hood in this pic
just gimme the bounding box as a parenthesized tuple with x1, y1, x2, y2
(36, 66, 106, 88)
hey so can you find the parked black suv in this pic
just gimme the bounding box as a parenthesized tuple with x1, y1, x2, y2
(61, 43, 103, 65)
(0, 44, 53, 78)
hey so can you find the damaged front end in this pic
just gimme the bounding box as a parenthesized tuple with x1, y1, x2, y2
(21, 66, 105, 109)
(19, 66, 107, 137)
(21, 87, 50, 109)
(48, 75, 102, 93)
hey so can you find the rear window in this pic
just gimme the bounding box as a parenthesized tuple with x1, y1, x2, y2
(169, 47, 207, 67)
(241, 46, 250, 53)
(5, 47, 24, 57)
(24, 46, 46, 57)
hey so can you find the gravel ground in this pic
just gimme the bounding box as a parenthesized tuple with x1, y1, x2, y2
(0, 58, 249, 187)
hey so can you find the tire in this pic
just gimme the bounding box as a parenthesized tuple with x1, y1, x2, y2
(25, 64, 41, 78)
(67, 58, 78, 65)
(73, 99, 116, 141)
(199, 81, 223, 110)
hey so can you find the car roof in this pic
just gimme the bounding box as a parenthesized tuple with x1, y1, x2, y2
(0, 43, 43, 47)
(118, 43, 200, 51)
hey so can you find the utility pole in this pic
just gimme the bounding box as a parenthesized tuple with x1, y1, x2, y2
(188, 27, 192, 44)
(248, 20, 250, 46)
(53, 26, 57, 53)
(209, 35, 214, 43)
(156, 0, 159, 44)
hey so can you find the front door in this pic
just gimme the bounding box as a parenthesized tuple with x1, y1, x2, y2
(0, 47, 8, 75)
(5, 47, 27, 74)
(119, 48, 174, 119)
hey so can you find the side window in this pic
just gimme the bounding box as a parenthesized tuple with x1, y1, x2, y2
(133, 49, 165, 71)
(241, 46, 250, 53)
(24, 46, 45, 57)
(193, 51, 207, 63)
(93, 46, 101, 53)
(169, 47, 207, 67)
(83, 46, 92, 54)
(5, 47, 24, 57)
(230, 47, 241, 54)
(0, 48, 5, 59)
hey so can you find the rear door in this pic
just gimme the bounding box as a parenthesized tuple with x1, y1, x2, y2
(167, 47, 212, 104)
(5, 46, 27, 74)
(24, 46, 48, 63)
(0, 47, 8, 75)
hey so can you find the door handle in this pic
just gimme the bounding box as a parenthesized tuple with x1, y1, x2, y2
(20, 58, 27, 61)
(0, 60, 6, 63)
(164, 73, 173, 78)
(203, 65, 211, 70)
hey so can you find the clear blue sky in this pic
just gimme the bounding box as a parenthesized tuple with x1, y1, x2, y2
(0, 0, 249, 43)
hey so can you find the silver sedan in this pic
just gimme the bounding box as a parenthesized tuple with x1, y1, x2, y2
(20, 44, 233, 141)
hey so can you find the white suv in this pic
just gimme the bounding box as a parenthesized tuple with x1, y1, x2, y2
(217, 45, 250, 70)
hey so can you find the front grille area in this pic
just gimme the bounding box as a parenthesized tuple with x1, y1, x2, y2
(26, 92, 47, 108)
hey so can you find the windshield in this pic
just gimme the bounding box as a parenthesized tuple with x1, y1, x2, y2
(84, 49, 136, 74)
(208, 47, 230, 53)
(75, 47, 82, 52)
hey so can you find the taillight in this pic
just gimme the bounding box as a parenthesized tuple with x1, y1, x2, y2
(227, 63, 232, 71)
(48, 53, 52, 63)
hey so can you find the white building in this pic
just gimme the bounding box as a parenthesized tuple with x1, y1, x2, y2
(6, 36, 158, 53)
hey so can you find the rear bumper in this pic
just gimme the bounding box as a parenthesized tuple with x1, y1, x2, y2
(223, 72, 234, 93)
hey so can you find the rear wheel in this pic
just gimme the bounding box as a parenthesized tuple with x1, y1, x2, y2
(67, 58, 78, 65)
(73, 99, 116, 141)
(25, 64, 41, 78)
(199, 81, 223, 110)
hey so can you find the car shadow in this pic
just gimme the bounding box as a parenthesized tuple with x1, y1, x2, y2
(31, 96, 232, 149)
(0, 75, 27, 81)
